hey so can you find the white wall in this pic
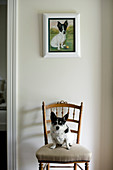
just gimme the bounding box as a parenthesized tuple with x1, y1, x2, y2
(18, 0, 112, 170)
(100, 0, 113, 169)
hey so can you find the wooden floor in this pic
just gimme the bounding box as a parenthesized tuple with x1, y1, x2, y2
(0, 131, 7, 170)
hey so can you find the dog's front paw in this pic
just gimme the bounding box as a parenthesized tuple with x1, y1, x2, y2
(69, 143, 72, 146)
(66, 143, 71, 150)
(50, 144, 56, 149)
(61, 44, 66, 48)
(66, 146, 70, 150)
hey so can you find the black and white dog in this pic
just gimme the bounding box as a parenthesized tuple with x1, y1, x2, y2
(50, 112, 74, 150)
(51, 20, 68, 50)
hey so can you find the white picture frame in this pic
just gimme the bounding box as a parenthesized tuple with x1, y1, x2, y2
(43, 13, 80, 58)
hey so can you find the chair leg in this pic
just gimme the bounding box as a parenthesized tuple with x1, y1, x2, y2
(74, 163, 77, 170)
(85, 162, 89, 170)
(39, 163, 43, 170)
(46, 163, 50, 170)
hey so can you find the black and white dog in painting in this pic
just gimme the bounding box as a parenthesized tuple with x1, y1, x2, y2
(51, 20, 68, 50)
(50, 112, 74, 150)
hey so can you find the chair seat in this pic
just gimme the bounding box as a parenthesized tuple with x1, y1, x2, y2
(36, 143, 92, 163)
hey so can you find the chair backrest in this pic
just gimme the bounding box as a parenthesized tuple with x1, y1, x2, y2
(42, 101, 83, 145)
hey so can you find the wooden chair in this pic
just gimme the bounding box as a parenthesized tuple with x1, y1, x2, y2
(36, 101, 92, 170)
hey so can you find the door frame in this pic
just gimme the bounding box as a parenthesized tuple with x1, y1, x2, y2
(7, 0, 17, 169)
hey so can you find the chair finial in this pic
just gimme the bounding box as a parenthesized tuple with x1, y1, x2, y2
(57, 100, 67, 104)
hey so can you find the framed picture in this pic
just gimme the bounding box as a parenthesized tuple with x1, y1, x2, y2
(43, 13, 80, 58)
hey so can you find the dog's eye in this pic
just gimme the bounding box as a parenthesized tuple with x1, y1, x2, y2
(59, 121, 63, 125)
(54, 121, 57, 125)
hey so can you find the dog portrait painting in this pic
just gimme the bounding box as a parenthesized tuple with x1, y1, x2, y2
(48, 18, 75, 52)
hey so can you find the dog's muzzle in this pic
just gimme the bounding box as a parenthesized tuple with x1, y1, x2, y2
(56, 126, 59, 130)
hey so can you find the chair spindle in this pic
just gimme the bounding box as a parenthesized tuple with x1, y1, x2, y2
(56, 107, 58, 116)
(67, 107, 70, 118)
(62, 107, 64, 117)
(73, 108, 75, 119)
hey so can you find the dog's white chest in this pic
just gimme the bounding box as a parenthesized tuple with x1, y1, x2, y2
(58, 33, 66, 43)
(50, 124, 70, 145)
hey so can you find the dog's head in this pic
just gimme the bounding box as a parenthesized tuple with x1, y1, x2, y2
(57, 20, 68, 34)
(50, 112, 68, 131)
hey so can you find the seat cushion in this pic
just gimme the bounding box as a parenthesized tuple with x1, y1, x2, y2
(36, 143, 92, 163)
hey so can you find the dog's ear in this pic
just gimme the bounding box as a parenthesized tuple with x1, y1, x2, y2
(64, 20, 68, 27)
(50, 112, 57, 122)
(57, 21, 62, 28)
(63, 113, 69, 121)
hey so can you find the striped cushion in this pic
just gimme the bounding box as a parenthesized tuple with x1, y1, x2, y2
(36, 143, 92, 163)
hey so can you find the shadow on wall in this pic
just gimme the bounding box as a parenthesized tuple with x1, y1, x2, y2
(19, 106, 43, 139)
(18, 105, 44, 168)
